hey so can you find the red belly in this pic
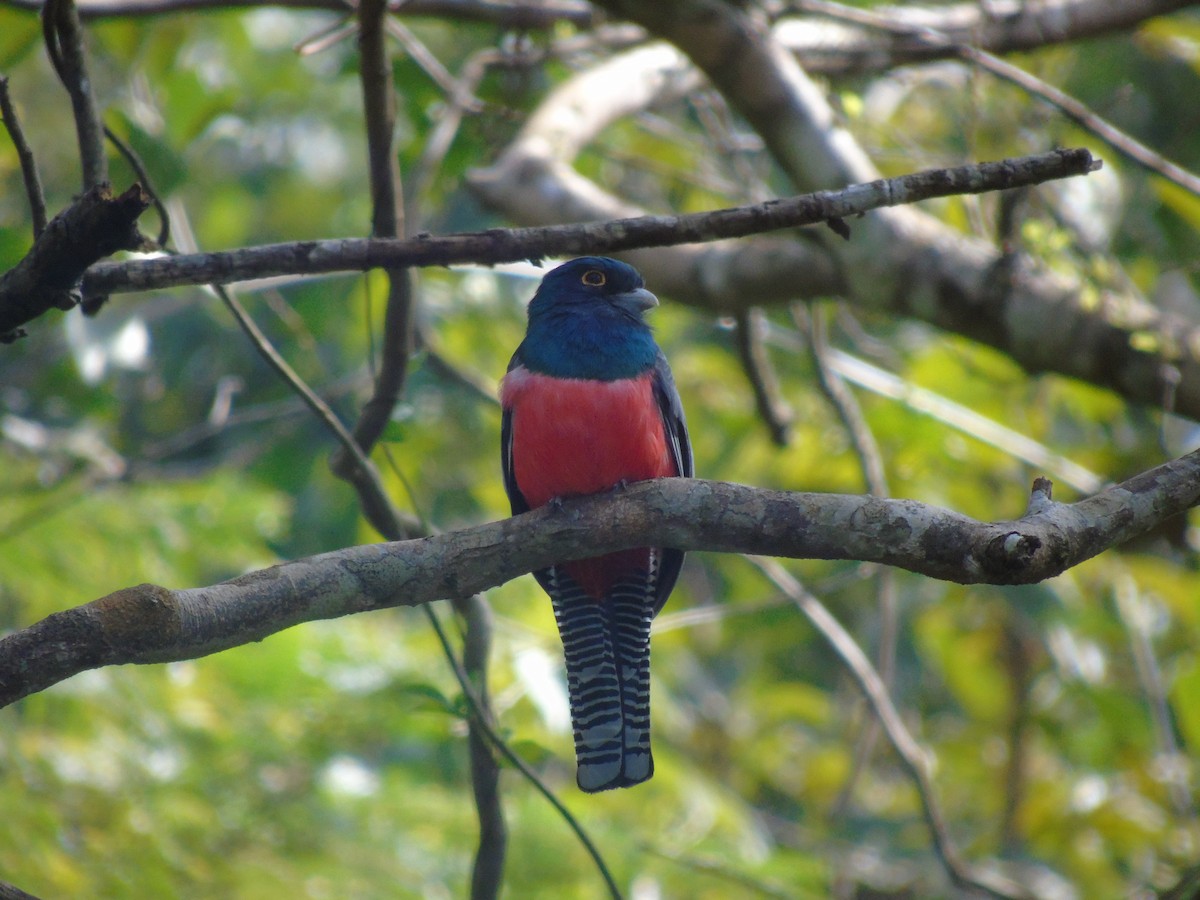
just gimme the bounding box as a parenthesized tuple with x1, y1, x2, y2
(501, 368, 677, 597)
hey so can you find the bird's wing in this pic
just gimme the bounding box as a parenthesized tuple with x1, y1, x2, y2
(649, 350, 693, 614)
(501, 350, 532, 517)
(652, 349, 693, 480)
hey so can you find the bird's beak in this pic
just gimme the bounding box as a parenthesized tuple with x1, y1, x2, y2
(614, 287, 659, 312)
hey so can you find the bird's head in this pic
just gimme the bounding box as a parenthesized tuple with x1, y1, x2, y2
(519, 257, 662, 379)
(527, 257, 658, 323)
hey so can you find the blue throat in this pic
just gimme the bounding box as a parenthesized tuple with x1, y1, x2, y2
(520, 307, 658, 381)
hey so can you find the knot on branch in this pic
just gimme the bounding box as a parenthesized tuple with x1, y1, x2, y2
(0, 182, 153, 339)
(94, 582, 181, 651)
(981, 529, 1048, 582)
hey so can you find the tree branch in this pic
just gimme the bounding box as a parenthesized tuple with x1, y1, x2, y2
(753, 558, 1032, 899)
(2, 0, 598, 27)
(75, 148, 1095, 295)
(0, 183, 150, 340)
(798, 304, 900, 818)
(3, 447, 1199, 708)
(421, 600, 620, 900)
(0, 76, 48, 237)
(798, 0, 1200, 198)
(5, 0, 1187, 70)
(778, 0, 1199, 76)
(456, 595, 508, 900)
(0, 879, 40, 900)
(329, 0, 417, 500)
(42, 0, 108, 189)
(733, 309, 792, 446)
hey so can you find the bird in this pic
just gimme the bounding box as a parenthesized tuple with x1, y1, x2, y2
(500, 256, 692, 792)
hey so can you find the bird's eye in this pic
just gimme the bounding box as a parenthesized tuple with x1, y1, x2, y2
(581, 269, 606, 287)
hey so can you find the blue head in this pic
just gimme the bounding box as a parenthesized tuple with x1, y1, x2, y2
(518, 257, 661, 380)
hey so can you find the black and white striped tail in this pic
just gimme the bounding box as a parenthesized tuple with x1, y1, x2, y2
(547, 556, 659, 793)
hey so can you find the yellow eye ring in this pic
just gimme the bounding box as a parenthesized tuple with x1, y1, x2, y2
(581, 269, 606, 287)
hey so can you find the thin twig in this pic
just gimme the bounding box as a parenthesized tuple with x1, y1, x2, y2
(294, 17, 355, 56)
(1114, 572, 1197, 820)
(733, 309, 792, 446)
(103, 124, 170, 249)
(406, 46, 500, 229)
(763, 336, 1106, 496)
(998, 615, 1033, 853)
(137, 376, 359, 462)
(421, 338, 500, 406)
(0, 76, 48, 237)
(965, 48, 1200, 197)
(330, 0, 416, 480)
(7, 0, 598, 27)
(799, 306, 888, 497)
(213, 281, 406, 534)
(422, 601, 624, 900)
(641, 844, 792, 899)
(215, 247, 563, 900)
(748, 556, 1033, 900)
(797, 304, 899, 818)
(163, 202, 386, 498)
(359, 0, 403, 242)
(796, 0, 1200, 198)
(41, 0, 108, 190)
(455, 594, 508, 900)
(385, 18, 482, 108)
(386, 450, 612, 900)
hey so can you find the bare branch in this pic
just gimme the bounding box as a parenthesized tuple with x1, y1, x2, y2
(779, 0, 1200, 76)
(799, 0, 1200, 198)
(360, 0, 403, 243)
(0, 76, 48, 237)
(406, 46, 498, 229)
(421, 601, 621, 900)
(328, 0, 417, 500)
(42, 0, 108, 189)
(348, 6, 509, 891)
(1114, 574, 1197, 819)
(797, 304, 899, 817)
(3, 0, 598, 27)
(752, 558, 1033, 900)
(3, 446, 1199, 708)
(998, 617, 1034, 854)
(454, 596, 508, 900)
(216, 281, 416, 535)
(6, 0, 1186, 68)
(78, 149, 1097, 296)
(733, 309, 793, 446)
(0, 879, 41, 900)
(103, 124, 170, 249)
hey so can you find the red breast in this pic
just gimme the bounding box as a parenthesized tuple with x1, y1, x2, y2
(501, 367, 677, 597)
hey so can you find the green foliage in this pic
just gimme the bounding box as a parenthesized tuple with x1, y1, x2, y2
(1, 5, 1198, 899)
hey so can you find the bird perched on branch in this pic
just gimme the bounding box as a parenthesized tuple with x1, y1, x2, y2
(500, 257, 692, 792)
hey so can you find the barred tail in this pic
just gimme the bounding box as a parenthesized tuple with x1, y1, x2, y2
(548, 562, 658, 793)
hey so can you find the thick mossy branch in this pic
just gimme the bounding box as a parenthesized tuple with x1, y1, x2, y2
(2, 448, 1197, 709)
